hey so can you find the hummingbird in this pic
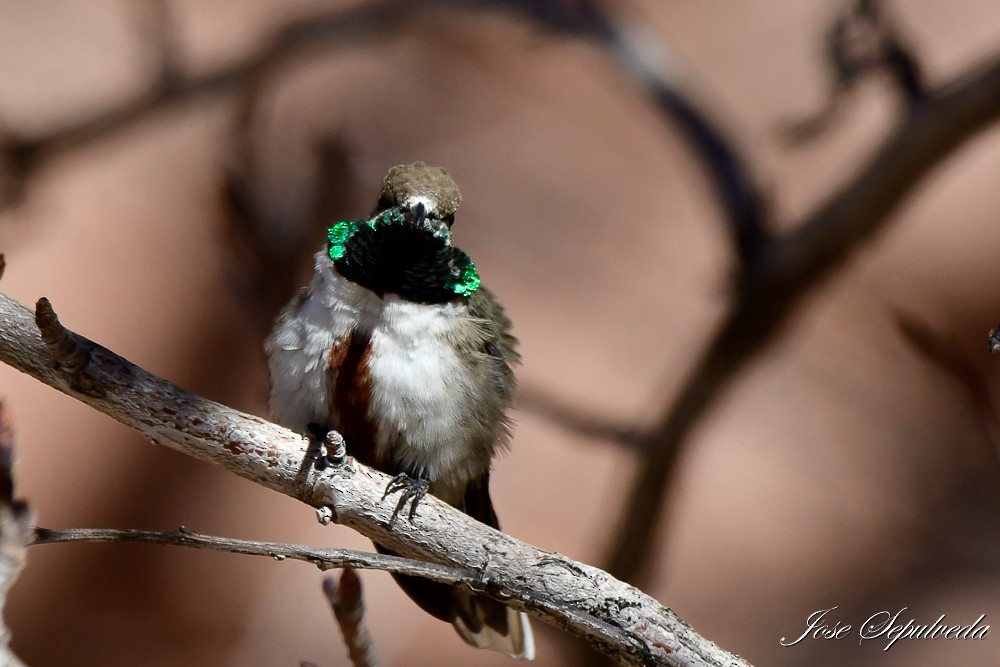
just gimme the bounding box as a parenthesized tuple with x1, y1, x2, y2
(265, 162, 534, 659)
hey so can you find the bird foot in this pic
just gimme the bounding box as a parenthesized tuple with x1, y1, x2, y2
(382, 473, 429, 527)
(304, 423, 329, 470)
(304, 423, 347, 468)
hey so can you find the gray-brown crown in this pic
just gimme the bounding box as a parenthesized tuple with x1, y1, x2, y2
(380, 162, 462, 220)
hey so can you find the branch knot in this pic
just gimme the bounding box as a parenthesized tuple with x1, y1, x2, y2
(34, 298, 104, 397)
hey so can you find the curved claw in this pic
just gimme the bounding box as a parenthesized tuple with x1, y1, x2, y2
(383, 473, 430, 527)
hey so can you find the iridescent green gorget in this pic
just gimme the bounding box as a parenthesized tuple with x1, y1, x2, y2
(326, 207, 481, 297)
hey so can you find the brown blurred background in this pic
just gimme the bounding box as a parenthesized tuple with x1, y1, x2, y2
(2, 1, 1000, 665)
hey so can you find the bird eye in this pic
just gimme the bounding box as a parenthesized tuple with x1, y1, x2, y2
(374, 195, 394, 213)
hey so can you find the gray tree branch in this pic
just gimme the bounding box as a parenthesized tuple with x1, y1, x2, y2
(0, 291, 751, 667)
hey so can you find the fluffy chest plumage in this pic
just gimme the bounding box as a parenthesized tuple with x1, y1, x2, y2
(365, 296, 482, 477)
(266, 253, 499, 491)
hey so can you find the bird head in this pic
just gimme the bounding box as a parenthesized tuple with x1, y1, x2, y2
(325, 162, 479, 302)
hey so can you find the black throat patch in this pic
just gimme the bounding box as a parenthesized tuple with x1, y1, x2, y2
(333, 220, 473, 304)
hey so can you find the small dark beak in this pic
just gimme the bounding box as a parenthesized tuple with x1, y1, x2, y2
(412, 202, 427, 228)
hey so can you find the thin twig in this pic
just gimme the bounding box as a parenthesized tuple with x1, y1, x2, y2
(31, 527, 473, 587)
(323, 569, 380, 667)
(0, 291, 750, 667)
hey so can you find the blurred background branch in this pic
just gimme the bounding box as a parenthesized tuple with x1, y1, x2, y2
(780, 0, 926, 144)
(606, 41, 1000, 588)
